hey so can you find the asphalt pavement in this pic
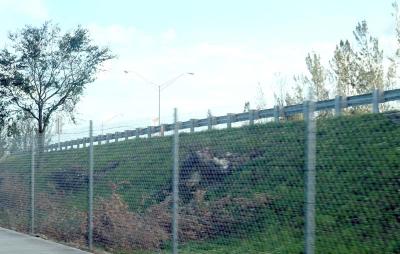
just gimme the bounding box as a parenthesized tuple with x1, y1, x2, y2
(0, 227, 90, 254)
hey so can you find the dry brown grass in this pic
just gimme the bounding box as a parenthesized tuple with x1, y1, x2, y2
(146, 190, 271, 242)
(93, 191, 169, 252)
(35, 192, 87, 245)
(0, 172, 271, 253)
(0, 173, 30, 232)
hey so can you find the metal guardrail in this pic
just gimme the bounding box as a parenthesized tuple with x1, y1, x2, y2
(45, 88, 400, 151)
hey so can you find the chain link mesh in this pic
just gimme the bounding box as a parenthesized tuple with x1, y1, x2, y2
(0, 110, 399, 253)
(0, 148, 31, 234)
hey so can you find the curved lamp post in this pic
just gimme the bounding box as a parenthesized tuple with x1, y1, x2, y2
(124, 70, 194, 125)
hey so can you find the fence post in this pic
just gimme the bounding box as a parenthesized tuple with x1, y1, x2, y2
(88, 121, 94, 251)
(304, 100, 316, 254)
(274, 105, 280, 123)
(125, 130, 129, 141)
(172, 108, 180, 254)
(30, 133, 35, 235)
(227, 114, 233, 129)
(334, 95, 342, 116)
(147, 126, 152, 138)
(190, 119, 196, 133)
(208, 115, 213, 131)
(136, 128, 140, 138)
(161, 124, 165, 137)
(372, 89, 381, 113)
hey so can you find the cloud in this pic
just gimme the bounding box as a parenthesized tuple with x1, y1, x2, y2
(0, 0, 48, 19)
(161, 28, 176, 43)
(87, 24, 154, 47)
(78, 35, 344, 129)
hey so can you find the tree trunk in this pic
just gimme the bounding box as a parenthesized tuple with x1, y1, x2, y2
(37, 104, 45, 152)
(36, 106, 45, 172)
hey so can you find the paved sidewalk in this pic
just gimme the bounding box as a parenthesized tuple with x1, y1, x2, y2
(0, 227, 90, 254)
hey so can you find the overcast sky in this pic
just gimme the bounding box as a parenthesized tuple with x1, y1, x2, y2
(0, 0, 397, 139)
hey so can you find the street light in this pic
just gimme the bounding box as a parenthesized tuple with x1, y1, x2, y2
(124, 70, 194, 125)
(101, 114, 124, 135)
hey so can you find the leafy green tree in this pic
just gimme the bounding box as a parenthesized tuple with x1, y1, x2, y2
(305, 52, 329, 100)
(330, 40, 357, 96)
(388, 1, 400, 89)
(294, 52, 329, 102)
(0, 98, 12, 156)
(0, 22, 114, 150)
(243, 102, 251, 112)
(352, 20, 384, 93)
(331, 21, 386, 97)
(386, 58, 397, 90)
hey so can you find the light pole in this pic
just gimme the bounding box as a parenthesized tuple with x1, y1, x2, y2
(124, 70, 194, 125)
(56, 116, 62, 150)
(101, 114, 123, 135)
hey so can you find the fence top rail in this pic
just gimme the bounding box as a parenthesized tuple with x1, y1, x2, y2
(46, 88, 400, 150)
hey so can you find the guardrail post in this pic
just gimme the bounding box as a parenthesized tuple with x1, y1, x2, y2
(372, 89, 381, 113)
(172, 108, 180, 254)
(274, 105, 280, 122)
(334, 95, 342, 116)
(147, 126, 152, 138)
(88, 121, 94, 251)
(106, 134, 110, 144)
(304, 100, 316, 254)
(249, 110, 255, 125)
(136, 128, 140, 138)
(124, 130, 129, 141)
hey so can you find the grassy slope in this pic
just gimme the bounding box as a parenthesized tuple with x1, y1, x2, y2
(0, 113, 399, 253)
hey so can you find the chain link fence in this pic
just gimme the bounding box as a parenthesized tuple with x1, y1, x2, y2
(0, 91, 399, 253)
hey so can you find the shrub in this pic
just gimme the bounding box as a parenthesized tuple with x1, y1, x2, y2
(35, 192, 87, 245)
(0, 173, 29, 232)
(146, 190, 272, 242)
(93, 191, 169, 252)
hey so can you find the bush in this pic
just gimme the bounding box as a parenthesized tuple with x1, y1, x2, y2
(35, 192, 87, 245)
(0, 173, 29, 232)
(146, 190, 271, 242)
(93, 191, 169, 252)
